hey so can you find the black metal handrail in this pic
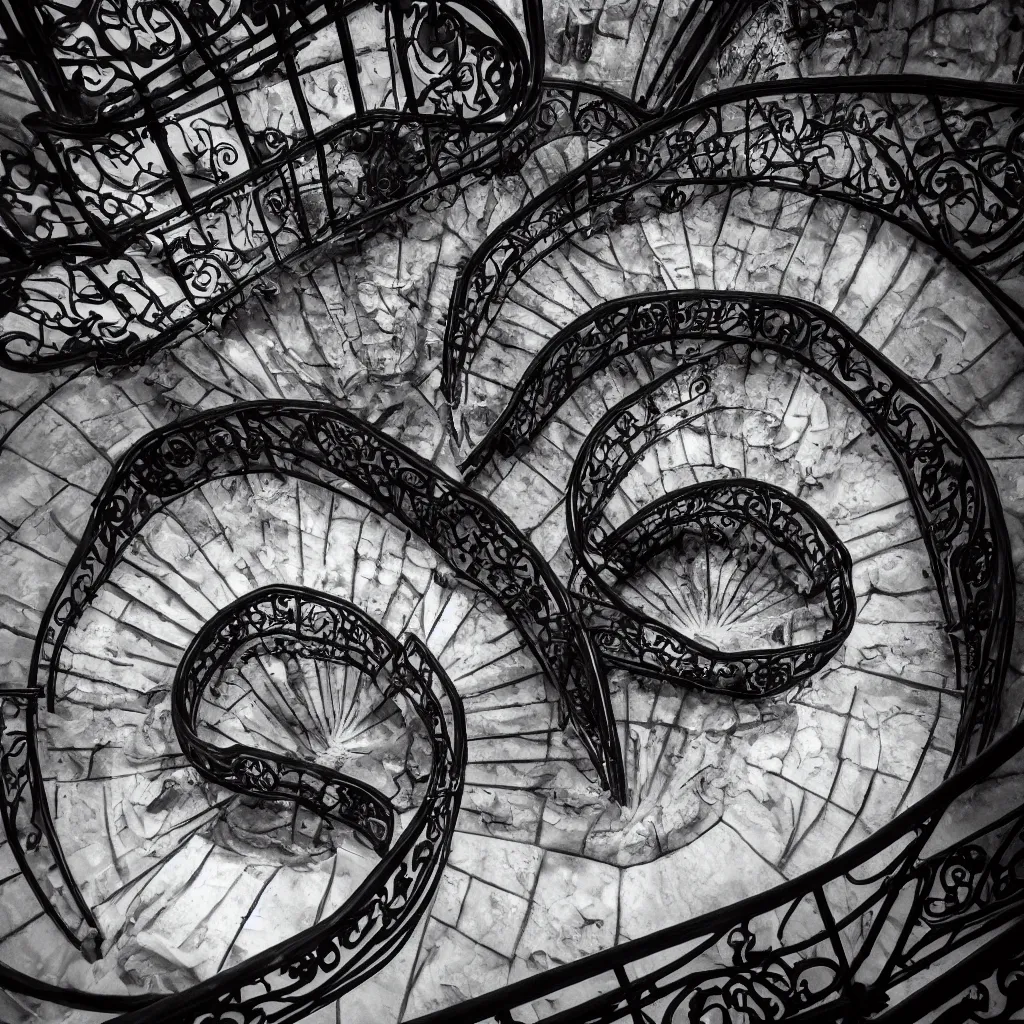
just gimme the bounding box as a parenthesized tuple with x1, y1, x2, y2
(1, 3, 1022, 1021)
(0, 0, 549, 370)
(442, 74, 1024, 403)
(567, 469, 857, 696)
(458, 289, 1013, 770)
(28, 399, 625, 778)
(118, 587, 468, 1024)
(6, 0, 528, 122)
(173, 585, 406, 853)
(406, 716, 1024, 1023)
(0, 71, 647, 371)
(632, 0, 750, 109)
(16, 0, 529, 247)
(9, 400, 624, 958)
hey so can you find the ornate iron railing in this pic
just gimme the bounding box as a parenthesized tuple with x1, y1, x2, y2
(404, 721, 1024, 1022)
(173, 585, 406, 854)
(0, 0, 545, 369)
(428, 54, 1024, 1010)
(0, 66, 649, 369)
(0, 0, 662, 373)
(0, 1, 1021, 1022)
(568, 469, 857, 697)
(123, 584, 469, 1024)
(3, 399, 624, 973)
(28, 401, 623, 797)
(1, 576, 472, 1022)
(441, 75, 1024, 401)
(456, 290, 1013, 770)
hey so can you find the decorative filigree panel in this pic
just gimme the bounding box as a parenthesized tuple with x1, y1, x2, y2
(0, 2, 1021, 1023)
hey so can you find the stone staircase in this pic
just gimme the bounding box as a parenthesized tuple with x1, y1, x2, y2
(0, 43, 1021, 1022)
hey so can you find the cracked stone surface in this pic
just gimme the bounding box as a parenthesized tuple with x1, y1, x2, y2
(0, 3, 1023, 1023)
(2, 162, 1020, 1019)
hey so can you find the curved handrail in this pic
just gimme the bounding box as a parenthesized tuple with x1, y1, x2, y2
(567, 466, 857, 696)
(11, 0, 529, 122)
(461, 288, 1014, 767)
(442, 74, 1024, 401)
(172, 585, 406, 854)
(407, 710, 1024, 1023)
(28, 399, 624, 775)
(115, 603, 468, 1024)
(0, 8, 1022, 1022)
(0, 0, 549, 371)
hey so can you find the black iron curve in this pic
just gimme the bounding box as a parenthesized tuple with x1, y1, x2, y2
(459, 289, 1013, 765)
(0, 1, 1022, 1021)
(27, 400, 623, 801)
(567, 470, 857, 696)
(172, 585, 406, 854)
(442, 74, 1024, 403)
(118, 602, 469, 1024)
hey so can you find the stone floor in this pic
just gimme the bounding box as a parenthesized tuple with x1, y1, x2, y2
(1, 3, 1023, 1023)
(1, 145, 1022, 1019)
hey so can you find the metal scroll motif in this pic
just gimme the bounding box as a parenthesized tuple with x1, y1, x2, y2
(104, 584, 468, 1024)
(114, 617, 467, 1023)
(568, 468, 857, 696)
(0, 0, 538, 370)
(441, 76, 1024, 398)
(28, 400, 623, 786)
(458, 291, 1012, 768)
(173, 586, 404, 854)
(1, 3, 1023, 1024)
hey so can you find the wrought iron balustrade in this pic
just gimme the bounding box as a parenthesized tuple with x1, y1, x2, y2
(441, 74, 1024, 401)
(1, 577, 472, 1023)
(0, 70, 655, 369)
(457, 289, 1013, 770)
(127, 584, 468, 1024)
(173, 585, 408, 853)
(0, 0, 547, 369)
(403, 726, 1024, 1023)
(568, 469, 857, 697)
(1, 400, 624, 976)
(0, 2, 1022, 1022)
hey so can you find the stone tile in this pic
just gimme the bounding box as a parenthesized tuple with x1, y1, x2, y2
(430, 868, 471, 929)
(447, 834, 544, 900)
(515, 852, 619, 964)
(618, 824, 787, 943)
(458, 878, 530, 957)
(403, 921, 511, 1019)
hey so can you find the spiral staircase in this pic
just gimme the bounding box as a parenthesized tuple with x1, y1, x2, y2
(0, 2, 1022, 1023)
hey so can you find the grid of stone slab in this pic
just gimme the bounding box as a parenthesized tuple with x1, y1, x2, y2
(0, 151, 1021, 1020)
(0, 3, 1023, 1024)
